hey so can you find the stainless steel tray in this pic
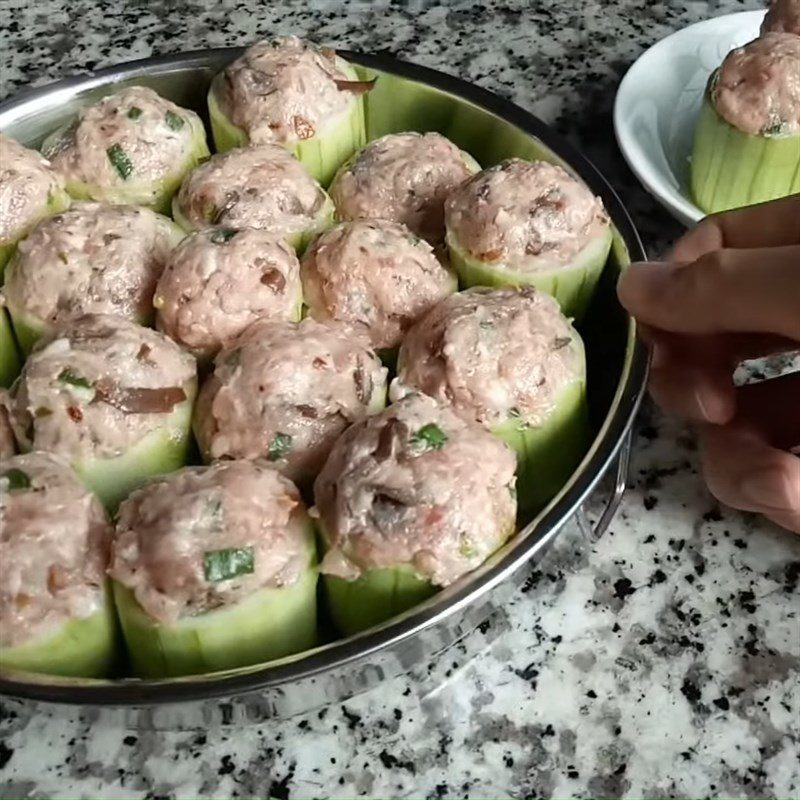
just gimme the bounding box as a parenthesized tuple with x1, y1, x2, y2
(0, 48, 648, 718)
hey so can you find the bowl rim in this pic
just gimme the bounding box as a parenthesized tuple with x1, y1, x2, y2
(0, 47, 649, 706)
(613, 8, 767, 228)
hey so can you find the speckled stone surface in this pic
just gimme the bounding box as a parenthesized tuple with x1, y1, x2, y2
(2, 1, 799, 798)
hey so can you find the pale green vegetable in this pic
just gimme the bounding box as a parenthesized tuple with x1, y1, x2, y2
(75, 390, 197, 511)
(41, 114, 210, 215)
(491, 379, 589, 516)
(324, 565, 437, 636)
(318, 518, 514, 636)
(446, 225, 613, 323)
(207, 56, 368, 187)
(0, 307, 20, 388)
(113, 522, 318, 678)
(691, 88, 800, 214)
(0, 585, 118, 678)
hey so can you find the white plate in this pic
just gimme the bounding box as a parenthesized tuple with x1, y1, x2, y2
(614, 10, 766, 227)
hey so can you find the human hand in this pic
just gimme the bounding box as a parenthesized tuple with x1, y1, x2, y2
(617, 194, 800, 533)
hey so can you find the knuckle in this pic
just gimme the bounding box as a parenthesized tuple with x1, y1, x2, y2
(690, 249, 732, 289)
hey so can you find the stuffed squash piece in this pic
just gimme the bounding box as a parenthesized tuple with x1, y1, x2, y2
(173, 144, 333, 251)
(5, 314, 197, 510)
(315, 392, 518, 635)
(0, 133, 70, 275)
(394, 286, 589, 516)
(0, 452, 117, 677)
(4, 202, 183, 354)
(41, 86, 209, 214)
(194, 318, 387, 484)
(691, 33, 800, 213)
(208, 36, 370, 185)
(301, 219, 457, 363)
(110, 460, 318, 678)
(444, 159, 612, 321)
(155, 227, 303, 362)
(329, 132, 479, 246)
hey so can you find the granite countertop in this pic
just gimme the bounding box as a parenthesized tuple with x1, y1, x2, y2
(1, 1, 799, 798)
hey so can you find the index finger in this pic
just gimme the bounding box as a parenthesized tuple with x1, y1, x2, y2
(672, 194, 800, 263)
(618, 246, 800, 341)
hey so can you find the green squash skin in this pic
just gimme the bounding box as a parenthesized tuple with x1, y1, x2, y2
(492, 379, 590, 519)
(446, 226, 613, 324)
(691, 89, 800, 214)
(0, 583, 119, 678)
(324, 566, 437, 637)
(207, 59, 368, 188)
(0, 307, 21, 389)
(316, 514, 514, 637)
(40, 119, 210, 215)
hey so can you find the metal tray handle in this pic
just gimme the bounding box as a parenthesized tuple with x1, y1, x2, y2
(576, 427, 633, 542)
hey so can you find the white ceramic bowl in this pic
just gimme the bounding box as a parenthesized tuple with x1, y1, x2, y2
(614, 10, 766, 227)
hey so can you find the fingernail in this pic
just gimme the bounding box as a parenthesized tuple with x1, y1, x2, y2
(740, 468, 795, 512)
(693, 386, 731, 424)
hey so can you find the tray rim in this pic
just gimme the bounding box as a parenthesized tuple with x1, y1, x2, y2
(0, 47, 649, 706)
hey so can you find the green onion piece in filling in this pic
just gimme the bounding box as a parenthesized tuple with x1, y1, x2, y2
(58, 369, 93, 390)
(127, 107, 143, 120)
(210, 228, 238, 244)
(507, 407, 531, 431)
(106, 144, 134, 180)
(459, 537, 477, 558)
(203, 547, 255, 583)
(267, 432, 293, 462)
(165, 110, 185, 131)
(2, 468, 31, 492)
(762, 119, 787, 136)
(411, 423, 447, 452)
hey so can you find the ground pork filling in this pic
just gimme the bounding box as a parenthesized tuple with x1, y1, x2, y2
(194, 318, 387, 481)
(0, 133, 66, 244)
(315, 393, 517, 587)
(301, 219, 456, 350)
(396, 286, 582, 428)
(5, 202, 180, 329)
(444, 159, 609, 271)
(219, 35, 357, 145)
(175, 144, 328, 234)
(155, 227, 301, 357)
(329, 132, 477, 245)
(712, 33, 800, 136)
(7, 314, 196, 461)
